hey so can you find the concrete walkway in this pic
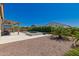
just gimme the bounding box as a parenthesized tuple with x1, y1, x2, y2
(0, 32, 50, 44)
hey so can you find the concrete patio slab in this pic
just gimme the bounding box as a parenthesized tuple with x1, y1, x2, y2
(0, 32, 50, 44)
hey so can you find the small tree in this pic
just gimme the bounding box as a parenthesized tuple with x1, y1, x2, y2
(51, 26, 65, 39)
(51, 26, 71, 40)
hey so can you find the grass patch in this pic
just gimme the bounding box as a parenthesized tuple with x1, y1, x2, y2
(64, 48, 79, 56)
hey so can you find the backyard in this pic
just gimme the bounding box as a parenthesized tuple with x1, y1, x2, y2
(0, 26, 79, 56)
(1, 3, 79, 56)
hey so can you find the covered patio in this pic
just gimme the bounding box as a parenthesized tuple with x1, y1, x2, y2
(1, 19, 20, 36)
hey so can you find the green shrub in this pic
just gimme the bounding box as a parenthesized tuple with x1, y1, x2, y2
(64, 48, 79, 56)
(27, 26, 52, 33)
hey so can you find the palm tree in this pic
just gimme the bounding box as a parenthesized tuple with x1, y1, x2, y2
(51, 26, 65, 39)
(51, 26, 72, 41)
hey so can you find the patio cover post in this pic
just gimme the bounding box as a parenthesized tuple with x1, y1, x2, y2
(0, 17, 1, 36)
(17, 23, 20, 35)
(0, 3, 4, 36)
(10, 24, 14, 32)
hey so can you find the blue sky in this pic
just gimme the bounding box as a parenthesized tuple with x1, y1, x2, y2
(4, 3, 79, 27)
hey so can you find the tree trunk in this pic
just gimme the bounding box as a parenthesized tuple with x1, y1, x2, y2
(58, 35, 62, 39)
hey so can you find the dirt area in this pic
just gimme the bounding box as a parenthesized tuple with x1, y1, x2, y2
(0, 36, 73, 56)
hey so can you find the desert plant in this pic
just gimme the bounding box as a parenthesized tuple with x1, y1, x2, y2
(27, 26, 52, 33)
(64, 48, 79, 56)
(72, 31, 79, 47)
(51, 26, 72, 40)
(51, 26, 65, 39)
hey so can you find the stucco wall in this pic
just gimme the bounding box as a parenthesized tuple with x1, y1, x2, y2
(0, 7, 1, 30)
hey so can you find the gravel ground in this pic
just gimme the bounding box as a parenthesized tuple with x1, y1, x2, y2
(0, 36, 73, 56)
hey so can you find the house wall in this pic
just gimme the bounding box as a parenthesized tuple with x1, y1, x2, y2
(0, 6, 1, 23)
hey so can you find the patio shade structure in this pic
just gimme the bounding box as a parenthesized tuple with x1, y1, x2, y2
(0, 3, 20, 36)
(3, 20, 20, 35)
